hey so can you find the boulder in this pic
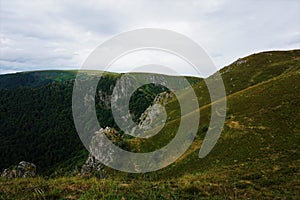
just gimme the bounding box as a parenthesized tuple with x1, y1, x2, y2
(17, 161, 36, 178)
(1, 161, 36, 178)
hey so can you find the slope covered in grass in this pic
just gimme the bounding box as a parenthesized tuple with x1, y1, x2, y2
(0, 50, 299, 199)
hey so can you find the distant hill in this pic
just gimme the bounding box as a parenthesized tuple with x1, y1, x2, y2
(0, 70, 76, 89)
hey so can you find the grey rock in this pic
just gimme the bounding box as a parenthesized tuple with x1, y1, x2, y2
(139, 91, 173, 130)
(17, 161, 36, 178)
(81, 127, 119, 179)
(1, 161, 36, 178)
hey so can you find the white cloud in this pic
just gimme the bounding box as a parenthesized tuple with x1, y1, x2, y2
(0, 0, 299, 75)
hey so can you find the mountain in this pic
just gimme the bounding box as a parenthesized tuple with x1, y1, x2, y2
(0, 70, 200, 175)
(0, 49, 299, 199)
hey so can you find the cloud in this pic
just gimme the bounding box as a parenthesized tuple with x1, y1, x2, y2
(0, 0, 299, 75)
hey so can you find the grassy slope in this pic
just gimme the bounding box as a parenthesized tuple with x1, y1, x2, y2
(0, 50, 299, 199)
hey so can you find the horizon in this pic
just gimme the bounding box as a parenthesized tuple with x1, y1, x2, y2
(1, 48, 299, 77)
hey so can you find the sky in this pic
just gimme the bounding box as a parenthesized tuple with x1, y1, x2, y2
(0, 0, 299, 76)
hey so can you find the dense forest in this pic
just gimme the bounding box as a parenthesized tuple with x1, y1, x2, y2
(0, 71, 198, 175)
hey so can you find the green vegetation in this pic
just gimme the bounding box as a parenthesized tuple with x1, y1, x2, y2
(0, 70, 200, 174)
(0, 50, 299, 199)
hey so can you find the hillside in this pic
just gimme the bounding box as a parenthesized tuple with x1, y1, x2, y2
(0, 49, 299, 199)
(0, 70, 200, 175)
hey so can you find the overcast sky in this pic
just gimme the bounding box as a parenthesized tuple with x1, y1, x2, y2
(0, 0, 299, 75)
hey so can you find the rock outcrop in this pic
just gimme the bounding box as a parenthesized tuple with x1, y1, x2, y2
(1, 161, 36, 178)
(81, 127, 122, 178)
(138, 91, 173, 130)
(81, 91, 173, 177)
(81, 153, 106, 179)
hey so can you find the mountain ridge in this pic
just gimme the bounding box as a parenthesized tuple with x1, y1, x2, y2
(0, 49, 299, 199)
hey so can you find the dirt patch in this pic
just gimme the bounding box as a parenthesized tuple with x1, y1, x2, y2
(226, 120, 245, 129)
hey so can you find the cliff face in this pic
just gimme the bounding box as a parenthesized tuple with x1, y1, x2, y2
(81, 127, 121, 178)
(96, 73, 170, 115)
(138, 91, 173, 130)
(81, 90, 173, 178)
